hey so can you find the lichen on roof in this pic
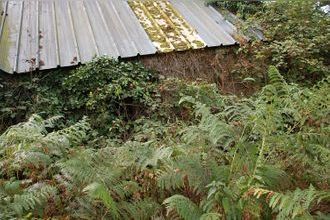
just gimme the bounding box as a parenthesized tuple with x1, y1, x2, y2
(128, 0, 206, 53)
(0, 2, 12, 73)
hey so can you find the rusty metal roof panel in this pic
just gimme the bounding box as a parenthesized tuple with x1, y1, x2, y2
(0, 0, 244, 74)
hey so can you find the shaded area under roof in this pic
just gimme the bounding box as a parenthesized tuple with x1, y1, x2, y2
(0, 0, 246, 74)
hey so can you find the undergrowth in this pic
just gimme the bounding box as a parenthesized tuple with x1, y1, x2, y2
(0, 62, 329, 219)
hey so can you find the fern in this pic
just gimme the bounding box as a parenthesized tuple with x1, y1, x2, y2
(118, 198, 161, 220)
(252, 185, 330, 219)
(163, 195, 225, 220)
(200, 212, 222, 220)
(58, 147, 137, 219)
(261, 65, 289, 100)
(83, 182, 119, 218)
(0, 115, 92, 218)
(164, 195, 203, 220)
(180, 101, 236, 150)
(0, 64, 329, 219)
(157, 153, 216, 193)
(157, 162, 186, 190)
(58, 148, 122, 185)
(0, 115, 90, 177)
(140, 146, 173, 170)
(10, 183, 56, 216)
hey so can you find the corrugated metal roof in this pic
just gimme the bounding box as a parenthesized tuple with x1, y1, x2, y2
(0, 0, 242, 74)
(129, 0, 207, 52)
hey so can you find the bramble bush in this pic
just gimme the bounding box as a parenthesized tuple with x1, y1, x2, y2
(252, 0, 330, 83)
(0, 58, 159, 134)
(62, 57, 159, 132)
(209, 0, 329, 84)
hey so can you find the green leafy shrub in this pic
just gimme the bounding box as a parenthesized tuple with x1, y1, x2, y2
(0, 70, 69, 133)
(206, 0, 264, 19)
(0, 75, 38, 132)
(63, 57, 158, 113)
(1, 58, 159, 135)
(250, 0, 330, 83)
(207, 0, 329, 84)
(62, 57, 159, 131)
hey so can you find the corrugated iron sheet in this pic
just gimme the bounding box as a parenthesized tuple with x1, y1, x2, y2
(0, 0, 242, 74)
(129, 0, 207, 52)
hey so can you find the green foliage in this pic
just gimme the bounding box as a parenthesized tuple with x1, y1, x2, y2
(205, 0, 330, 84)
(63, 57, 158, 115)
(0, 62, 329, 219)
(0, 75, 39, 132)
(0, 115, 90, 218)
(83, 182, 119, 218)
(251, 0, 330, 83)
(0, 66, 330, 219)
(10, 184, 57, 216)
(163, 195, 203, 220)
(162, 66, 329, 219)
(206, 0, 264, 19)
(252, 185, 330, 219)
(0, 57, 159, 135)
(60, 57, 158, 134)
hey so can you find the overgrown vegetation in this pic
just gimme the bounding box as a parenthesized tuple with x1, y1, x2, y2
(0, 0, 329, 219)
(0, 63, 329, 219)
(206, 0, 264, 19)
(251, 0, 330, 83)
(209, 0, 330, 84)
(0, 58, 159, 134)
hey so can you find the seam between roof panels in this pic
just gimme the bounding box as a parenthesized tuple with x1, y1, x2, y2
(36, 0, 40, 69)
(122, 0, 157, 54)
(0, 1, 8, 41)
(0, 1, 11, 73)
(67, 0, 81, 64)
(189, 0, 236, 45)
(108, 0, 139, 57)
(95, 0, 120, 58)
(14, 1, 24, 73)
(157, 0, 206, 49)
(52, 1, 60, 67)
(82, 0, 100, 57)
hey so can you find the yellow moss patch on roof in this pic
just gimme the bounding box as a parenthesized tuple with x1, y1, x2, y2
(128, 0, 206, 53)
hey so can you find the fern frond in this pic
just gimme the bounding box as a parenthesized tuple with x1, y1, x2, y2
(118, 198, 161, 220)
(163, 195, 203, 220)
(58, 150, 94, 184)
(83, 182, 119, 219)
(268, 66, 287, 94)
(256, 165, 291, 190)
(0, 115, 45, 147)
(251, 185, 330, 219)
(181, 102, 236, 149)
(157, 154, 212, 193)
(10, 183, 56, 216)
(200, 212, 222, 220)
(140, 147, 173, 170)
(262, 66, 288, 99)
(55, 116, 90, 144)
